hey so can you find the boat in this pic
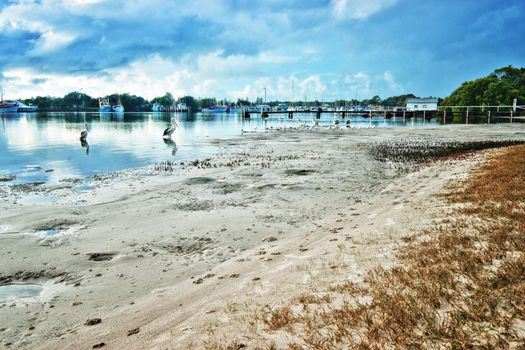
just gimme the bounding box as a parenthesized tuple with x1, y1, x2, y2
(0, 97, 37, 113)
(152, 102, 164, 112)
(256, 105, 271, 112)
(176, 102, 188, 112)
(112, 104, 124, 113)
(17, 103, 37, 112)
(201, 105, 231, 113)
(99, 96, 124, 112)
(109, 95, 124, 112)
(0, 99, 20, 113)
(98, 98, 112, 112)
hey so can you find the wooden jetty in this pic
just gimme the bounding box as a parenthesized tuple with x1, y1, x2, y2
(242, 104, 525, 124)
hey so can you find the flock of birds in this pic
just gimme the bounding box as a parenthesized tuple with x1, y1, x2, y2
(78, 115, 375, 155)
(241, 116, 376, 134)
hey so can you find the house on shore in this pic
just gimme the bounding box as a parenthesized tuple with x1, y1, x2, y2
(406, 98, 439, 111)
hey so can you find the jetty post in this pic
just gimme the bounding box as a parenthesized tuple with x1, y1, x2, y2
(443, 109, 446, 125)
(488, 110, 491, 124)
(466, 107, 469, 124)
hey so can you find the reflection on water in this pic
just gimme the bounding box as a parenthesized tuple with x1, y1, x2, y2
(80, 138, 90, 155)
(163, 138, 178, 156)
(0, 111, 437, 184)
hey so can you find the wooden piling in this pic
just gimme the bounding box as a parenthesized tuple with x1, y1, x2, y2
(488, 110, 491, 124)
(466, 107, 469, 124)
(443, 110, 446, 125)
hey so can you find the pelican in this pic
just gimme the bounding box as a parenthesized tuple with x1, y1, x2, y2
(80, 123, 88, 140)
(163, 119, 180, 139)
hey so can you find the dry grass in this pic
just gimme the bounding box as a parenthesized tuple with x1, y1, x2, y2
(242, 144, 525, 349)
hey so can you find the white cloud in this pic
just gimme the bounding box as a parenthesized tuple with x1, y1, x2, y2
(383, 71, 402, 93)
(345, 72, 371, 97)
(32, 30, 75, 54)
(331, 0, 397, 20)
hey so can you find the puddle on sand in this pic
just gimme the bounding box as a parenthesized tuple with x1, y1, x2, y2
(0, 284, 43, 303)
(34, 229, 61, 238)
(72, 184, 96, 193)
(17, 194, 60, 206)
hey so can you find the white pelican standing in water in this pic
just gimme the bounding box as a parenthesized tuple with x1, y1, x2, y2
(163, 119, 180, 139)
(80, 123, 88, 140)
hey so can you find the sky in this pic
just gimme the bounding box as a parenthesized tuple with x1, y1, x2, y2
(0, 0, 524, 101)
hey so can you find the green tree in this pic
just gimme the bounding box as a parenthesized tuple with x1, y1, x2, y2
(120, 93, 149, 111)
(178, 96, 198, 111)
(442, 66, 525, 107)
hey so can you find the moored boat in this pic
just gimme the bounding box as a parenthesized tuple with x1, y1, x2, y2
(0, 97, 37, 113)
(99, 98, 112, 112)
(152, 102, 164, 112)
(201, 105, 230, 113)
(99, 96, 125, 112)
(17, 103, 37, 112)
(112, 104, 124, 112)
(0, 100, 20, 113)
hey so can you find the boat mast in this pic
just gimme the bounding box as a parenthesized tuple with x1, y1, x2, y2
(292, 78, 294, 107)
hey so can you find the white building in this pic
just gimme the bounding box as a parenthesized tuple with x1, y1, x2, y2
(406, 98, 439, 111)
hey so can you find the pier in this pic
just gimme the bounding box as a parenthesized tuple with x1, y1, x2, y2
(242, 104, 525, 124)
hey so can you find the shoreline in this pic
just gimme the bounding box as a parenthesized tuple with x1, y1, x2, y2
(0, 125, 524, 349)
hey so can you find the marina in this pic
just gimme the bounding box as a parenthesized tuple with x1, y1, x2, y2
(242, 104, 525, 124)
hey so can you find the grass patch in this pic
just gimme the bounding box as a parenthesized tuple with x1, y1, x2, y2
(240, 144, 525, 349)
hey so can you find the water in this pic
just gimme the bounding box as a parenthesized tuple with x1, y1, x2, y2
(0, 111, 437, 185)
(0, 284, 43, 303)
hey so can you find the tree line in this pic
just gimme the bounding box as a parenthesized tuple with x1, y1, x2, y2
(20, 92, 434, 112)
(442, 66, 525, 107)
(20, 66, 522, 112)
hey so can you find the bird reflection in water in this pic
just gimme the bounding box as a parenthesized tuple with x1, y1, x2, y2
(163, 138, 178, 156)
(80, 138, 90, 155)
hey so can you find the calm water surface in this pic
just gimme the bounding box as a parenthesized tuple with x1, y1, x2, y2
(0, 111, 436, 184)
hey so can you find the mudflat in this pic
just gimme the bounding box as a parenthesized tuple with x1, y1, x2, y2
(0, 124, 524, 349)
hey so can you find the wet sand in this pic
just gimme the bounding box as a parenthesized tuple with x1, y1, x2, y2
(0, 124, 524, 349)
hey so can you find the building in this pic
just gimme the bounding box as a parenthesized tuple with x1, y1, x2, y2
(406, 98, 439, 111)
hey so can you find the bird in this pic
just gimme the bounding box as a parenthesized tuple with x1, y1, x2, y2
(80, 123, 88, 140)
(163, 119, 180, 139)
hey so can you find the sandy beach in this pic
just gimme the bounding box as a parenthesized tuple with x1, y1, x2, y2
(1, 124, 524, 349)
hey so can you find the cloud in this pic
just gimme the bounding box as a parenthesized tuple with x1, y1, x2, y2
(383, 71, 402, 93)
(1, 0, 524, 101)
(32, 30, 75, 54)
(345, 73, 371, 97)
(331, 0, 397, 20)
